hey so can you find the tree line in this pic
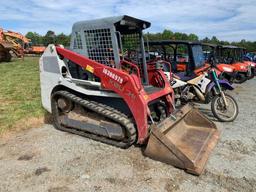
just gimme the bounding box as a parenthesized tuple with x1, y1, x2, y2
(25, 31, 71, 47)
(25, 29, 256, 51)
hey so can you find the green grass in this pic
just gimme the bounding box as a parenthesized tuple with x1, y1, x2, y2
(0, 57, 44, 134)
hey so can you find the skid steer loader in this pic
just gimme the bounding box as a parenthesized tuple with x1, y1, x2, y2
(40, 15, 219, 175)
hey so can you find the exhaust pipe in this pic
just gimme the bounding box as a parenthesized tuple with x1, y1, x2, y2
(193, 86, 205, 102)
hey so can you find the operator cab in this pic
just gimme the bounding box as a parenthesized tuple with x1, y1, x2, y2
(69, 15, 150, 85)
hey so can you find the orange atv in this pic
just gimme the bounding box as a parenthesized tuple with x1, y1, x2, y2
(240, 48, 255, 79)
(203, 44, 253, 84)
(213, 45, 252, 83)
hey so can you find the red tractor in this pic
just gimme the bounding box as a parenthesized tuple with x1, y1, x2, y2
(40, 15, 219, 175)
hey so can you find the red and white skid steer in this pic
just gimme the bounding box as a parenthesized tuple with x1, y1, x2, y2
(40, 15, 219, 175)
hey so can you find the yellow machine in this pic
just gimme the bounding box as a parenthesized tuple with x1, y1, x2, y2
(0, 28, 45, 62)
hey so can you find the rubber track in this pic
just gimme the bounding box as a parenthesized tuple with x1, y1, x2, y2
(52, 90, 137, 148)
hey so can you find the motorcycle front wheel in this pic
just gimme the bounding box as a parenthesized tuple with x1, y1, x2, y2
(211, 94, 238, 122)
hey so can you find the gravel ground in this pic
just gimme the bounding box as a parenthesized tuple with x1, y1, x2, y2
(0, 79, 255, 192)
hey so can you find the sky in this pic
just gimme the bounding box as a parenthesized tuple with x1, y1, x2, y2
(0, 0, 255, 42)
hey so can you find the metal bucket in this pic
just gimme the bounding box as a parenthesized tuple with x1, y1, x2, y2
(144, 104, 220, 175)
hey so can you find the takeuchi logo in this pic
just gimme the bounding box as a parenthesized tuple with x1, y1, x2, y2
(103, 68, 123, 84)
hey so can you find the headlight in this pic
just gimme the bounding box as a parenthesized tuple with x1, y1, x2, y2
(223, 67, 233, 72)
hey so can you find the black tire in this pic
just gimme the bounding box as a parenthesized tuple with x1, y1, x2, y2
(248, 67, 255, 79)
(233, 73, 247, 84)
(211, 94, 238, 122)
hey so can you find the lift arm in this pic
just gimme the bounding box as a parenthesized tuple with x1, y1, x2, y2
(55, 46, 174, 143)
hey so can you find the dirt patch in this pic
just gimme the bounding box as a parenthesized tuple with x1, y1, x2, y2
(13, 117, 45, 131)
(48, 186, 71, 192)
(164, 174, 185, 192)
(105, 177, 127, 185)
(93, 186, 102, 192)
(35, 167, 51, 176)
(233, 85, 244, 94)
(216, 150, 244, 161)
(18, 153, 34, 161)
(129, 151, 151, 171)
(0, 143, 6, 147)
(221, 140, 251, 155)
(1, 114, 52, 139)
(0, 99, 19, 105)
(204, 170, 256, 192)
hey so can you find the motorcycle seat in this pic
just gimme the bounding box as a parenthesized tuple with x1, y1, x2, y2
(175, 72, 197, 81)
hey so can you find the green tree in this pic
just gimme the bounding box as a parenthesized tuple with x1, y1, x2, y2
(24, 29, 256, 52)
(219, 40, 230, 46)
(210, 36, 219, 44)
(173, 32, 183, 40)
(188, 33, 199, 41)
(161, 29, 173, 40)
(56, 33, 71, 47)
(201, 37, 211, 43)
(25, 32, 43, 45)
(43, 30, 56, 46)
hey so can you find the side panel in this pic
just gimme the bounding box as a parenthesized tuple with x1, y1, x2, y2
(206, 79, 234, 93)
(171, 78, 187, 89)
(187, 75, 211, 93)
(199, 77, 211, 93)
(39, 48, 61, 113)
(40, 45, 120, 113)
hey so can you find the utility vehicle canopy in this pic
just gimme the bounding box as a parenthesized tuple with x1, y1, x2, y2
(147, 40, 201, 46)
(202, 44, 247, 64)
(147, 40, 205, 72)
(216, 45, 245, 63)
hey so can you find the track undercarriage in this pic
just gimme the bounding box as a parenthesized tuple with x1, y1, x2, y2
(52, 90, 137, 148)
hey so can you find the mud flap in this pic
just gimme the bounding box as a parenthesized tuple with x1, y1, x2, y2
(144, 104, 220, 175)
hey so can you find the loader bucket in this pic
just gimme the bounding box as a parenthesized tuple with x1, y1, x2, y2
(144, 104, 220, 175)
